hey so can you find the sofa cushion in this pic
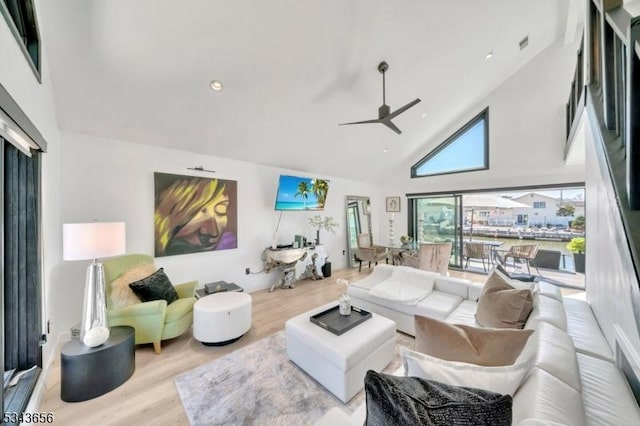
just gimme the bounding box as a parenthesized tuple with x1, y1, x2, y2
(129, 268, 179, 305)
(433, 276, 472, 299)
(476, 273, 533, 329)
(346, 281, 374, 301)
(414, 315, 534, 366)
(109, 262, 155, 308)
(535, 280, 562, 301)
(415, 291, 463, 320)
(349, 264, 394, 291)
(577, 352, 640, 425)
(525, 295, 567, 332)
(516, 322, 581, 391)
(512, 368, 586, 426)
(563, 297, 613, 361)
(445, 300, 481, 327)
(402, 348, 532, 396)
(467, 281, 485, 302)
(364, 370, 512, 426)
(369, 267, 437, 305)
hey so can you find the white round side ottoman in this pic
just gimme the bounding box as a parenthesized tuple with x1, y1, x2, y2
(193, 292, 252, 346)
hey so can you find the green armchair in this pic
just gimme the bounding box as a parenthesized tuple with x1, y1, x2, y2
(103, 254, 197, 353)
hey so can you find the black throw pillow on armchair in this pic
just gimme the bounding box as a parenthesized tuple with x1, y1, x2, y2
(364, 370, 512, 426)
(129, 267, 179, 305)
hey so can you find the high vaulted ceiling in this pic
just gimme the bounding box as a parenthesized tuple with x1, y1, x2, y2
(38, 0, 571, 182)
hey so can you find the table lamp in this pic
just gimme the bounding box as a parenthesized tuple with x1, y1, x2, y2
(63, 222, 126, 347)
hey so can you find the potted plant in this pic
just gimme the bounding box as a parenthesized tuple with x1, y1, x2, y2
(567, 237, 585, 273)
(308, 215, 338, 245)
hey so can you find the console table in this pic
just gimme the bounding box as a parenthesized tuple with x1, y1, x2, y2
(61, 326, 135, 402)
(263, 245, 327, 292)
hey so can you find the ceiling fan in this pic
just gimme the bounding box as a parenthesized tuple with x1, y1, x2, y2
(339, 61, 421, 135)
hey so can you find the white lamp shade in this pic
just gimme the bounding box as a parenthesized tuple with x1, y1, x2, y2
(63, 222, 126, 261)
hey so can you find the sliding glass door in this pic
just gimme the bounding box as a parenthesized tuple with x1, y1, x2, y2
(408, 195, 463, 269)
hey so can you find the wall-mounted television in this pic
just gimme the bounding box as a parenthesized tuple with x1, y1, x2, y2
(274, 175, 330, 211)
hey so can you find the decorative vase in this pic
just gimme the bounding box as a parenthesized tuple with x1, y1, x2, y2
(339, 294, 351, 316)
(315, 229, 320, 245)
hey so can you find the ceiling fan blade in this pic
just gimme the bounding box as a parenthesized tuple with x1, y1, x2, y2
(387, 98, 421, 120)
(338, 118, 382, 126)
(381, 119, 402, 134)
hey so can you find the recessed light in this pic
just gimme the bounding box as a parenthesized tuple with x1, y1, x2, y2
(382, 147, 389, 153)
(210, 80, 224, 91)
(484, 51, 493, 61)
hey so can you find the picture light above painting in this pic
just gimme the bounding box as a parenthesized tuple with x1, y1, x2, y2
(274, 175, 330, 211)
(154, 172, 238, 257)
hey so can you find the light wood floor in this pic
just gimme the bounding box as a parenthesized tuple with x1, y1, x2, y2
(40, 267, 374, 426)
(39, 265, 584, 425)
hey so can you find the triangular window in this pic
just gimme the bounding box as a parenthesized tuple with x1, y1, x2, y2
(1, 0, 41, 80)
(411, 108, 489, 177)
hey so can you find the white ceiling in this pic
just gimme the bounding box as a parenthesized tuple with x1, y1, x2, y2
(38, 0, 570, 183)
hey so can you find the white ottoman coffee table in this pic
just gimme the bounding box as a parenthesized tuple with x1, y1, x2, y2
(193, 292, 252, 346)
(285, 302, 396, 403)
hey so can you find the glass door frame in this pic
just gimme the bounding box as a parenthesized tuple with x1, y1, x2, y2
(408, 194, 463, 269)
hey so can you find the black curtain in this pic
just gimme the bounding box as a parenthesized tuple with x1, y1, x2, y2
(3, 141, 41, 370)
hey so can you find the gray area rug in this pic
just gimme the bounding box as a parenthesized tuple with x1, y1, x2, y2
(174, 330, 414, 425)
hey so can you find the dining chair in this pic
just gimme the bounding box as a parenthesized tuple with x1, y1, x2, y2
(402, 242, 452, 275)
(502, 244, 541, 275)
(463, 242, 493, 272)
(354, 233, 387, 272)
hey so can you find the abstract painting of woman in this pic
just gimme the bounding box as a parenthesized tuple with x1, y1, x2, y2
(154, 173, 238, 257)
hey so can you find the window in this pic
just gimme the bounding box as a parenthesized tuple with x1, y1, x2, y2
(0, 84, 45, 416)
(411, 108, 489, 177)
(614, 35, 627, 147)
(533, 201, 546, 209)
(1, 0, 41, 80)
(589, 2, 601, 86)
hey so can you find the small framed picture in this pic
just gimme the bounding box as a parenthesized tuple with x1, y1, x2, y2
(386, 197, 401, 212)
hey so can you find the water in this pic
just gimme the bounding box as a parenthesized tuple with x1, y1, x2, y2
(274, 201, 322, 210)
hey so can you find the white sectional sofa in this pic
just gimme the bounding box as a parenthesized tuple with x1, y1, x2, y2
(316, 264, 640, 425)
(346, 265, 483, 335)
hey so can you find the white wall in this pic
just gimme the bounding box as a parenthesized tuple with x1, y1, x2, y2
(584, 114, 640, 371)
(56, 131, 380, 339)
(379, 38, 585, 240)
(0, 7, 62, 369)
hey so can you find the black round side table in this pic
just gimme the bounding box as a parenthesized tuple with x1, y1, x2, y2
(61, 325, 135, 402)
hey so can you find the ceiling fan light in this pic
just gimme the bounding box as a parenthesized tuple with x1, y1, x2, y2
(210, 80, 224, 91)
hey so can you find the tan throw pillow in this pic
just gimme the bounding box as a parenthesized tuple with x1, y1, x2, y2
(109, 263, 156, 308)
(414, 315, 534, 366)
(476, 270, 534, 329)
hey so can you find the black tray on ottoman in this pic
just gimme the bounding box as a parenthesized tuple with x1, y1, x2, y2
(309, 305, 372, 336)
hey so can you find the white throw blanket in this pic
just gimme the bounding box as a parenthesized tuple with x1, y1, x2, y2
(368, 267, 437, 305)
